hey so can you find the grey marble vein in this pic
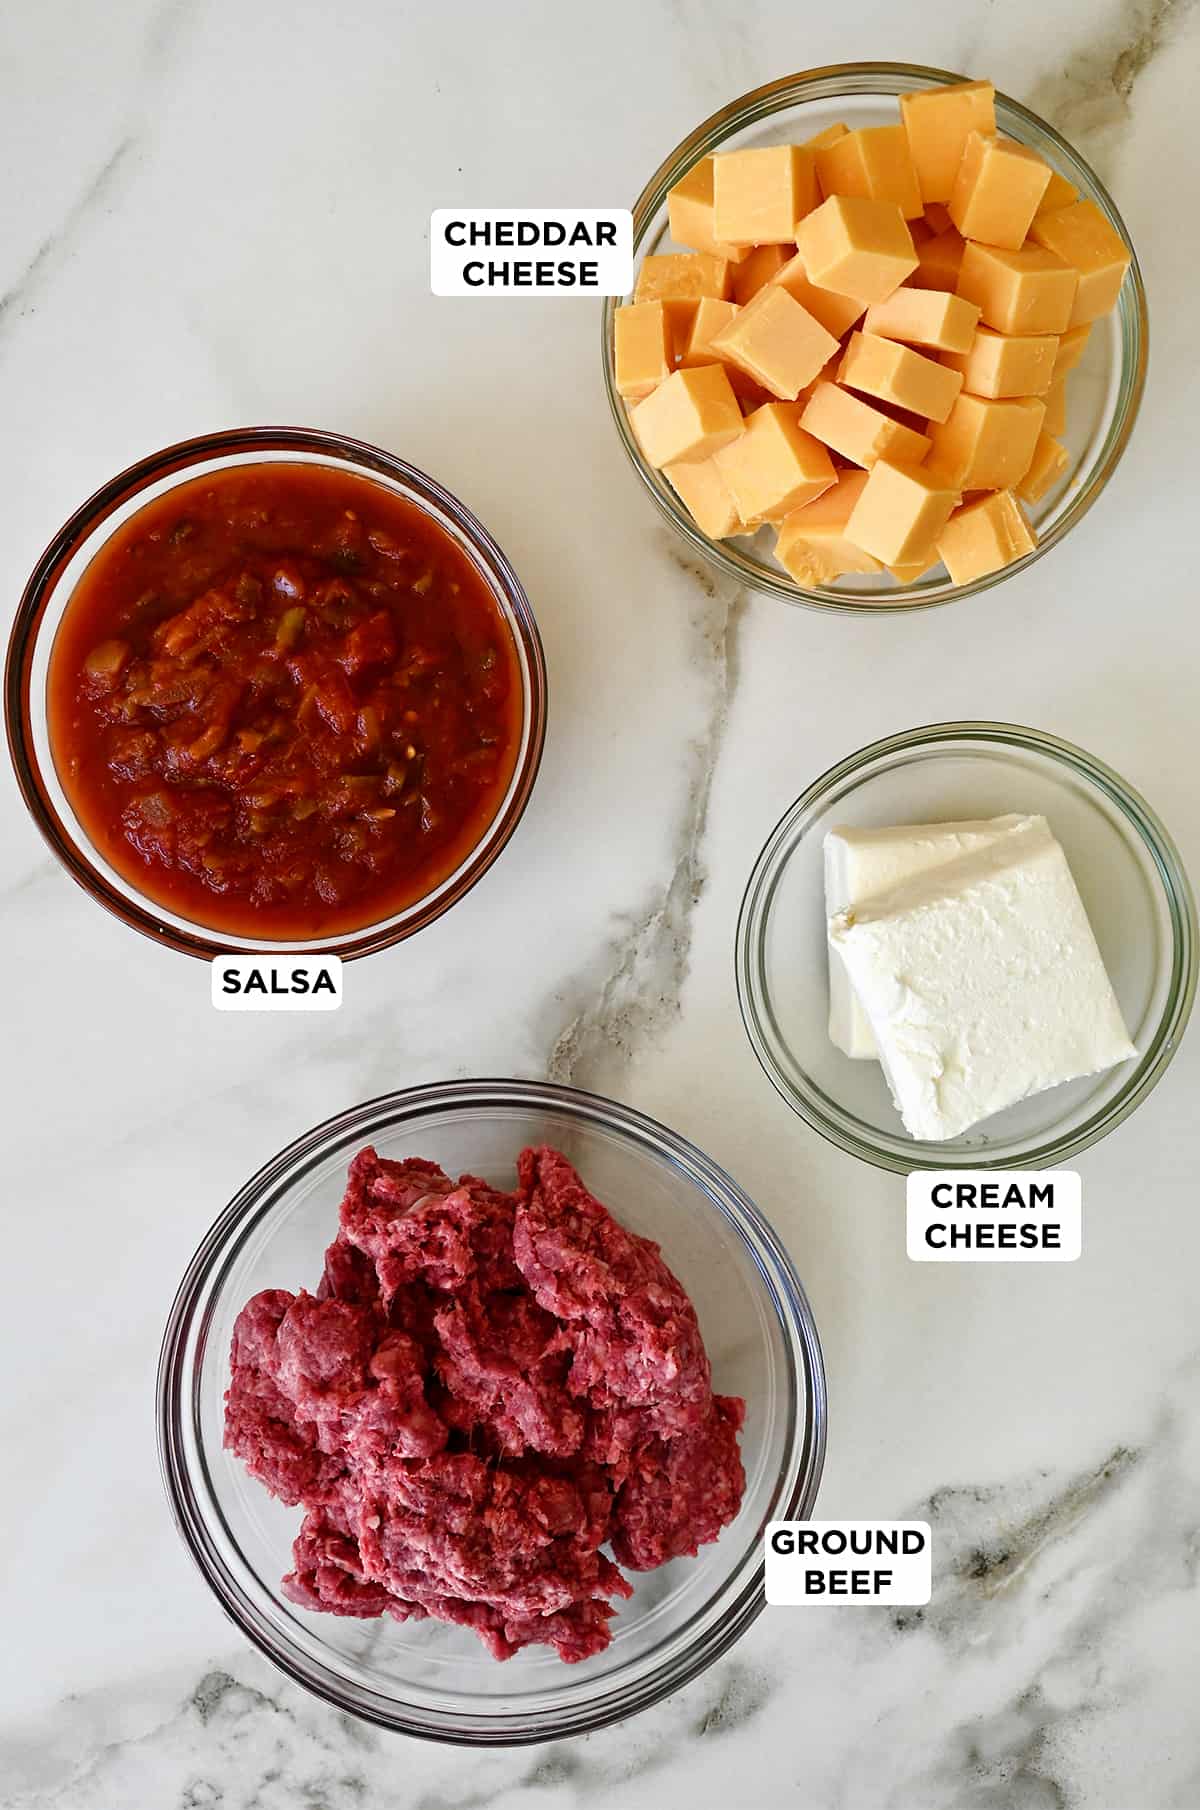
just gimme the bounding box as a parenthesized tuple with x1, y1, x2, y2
(1027, 0, 1193, 173)
(548, 554, 747, 1093)
(0, 137, 135, 335)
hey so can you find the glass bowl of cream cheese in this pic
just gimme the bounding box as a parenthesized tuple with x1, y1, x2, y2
(736, 722, 1195, 1170)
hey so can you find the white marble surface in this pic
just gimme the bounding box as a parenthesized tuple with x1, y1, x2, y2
(3, 1, 1200, 1805)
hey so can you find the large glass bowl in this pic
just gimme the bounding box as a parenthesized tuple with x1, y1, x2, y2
(5, 427, 547, 959)
(157, 1079, 827, 1744)
(736, 723, 1195, 1170)
(603, 63, 1147, 613)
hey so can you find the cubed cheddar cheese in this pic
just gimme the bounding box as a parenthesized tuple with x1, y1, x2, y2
(713, 145, 819, 246)
(943, 326, 1058, 398)
(774, 470, 884, 584)
(926, 392, 1045, 489)
(733, 242, 795, 305)
(795, 196, 918, 305)
(663, 455, 745, 537)
(922, 201, 954, 235)
(680, 296, 740, 364)
(862, 286, 979, 353)
(667, 157, 751, 262)
(814, 125, 923, 221)
(912, 225, 965, 293)
(1028, 199, 1131, 324)
(800, 380, 931, 467)
(845, 459, 960, 566)
(956, 241, 1078, 335)
(948, 132, 1053, 251)
(614, 302, 674, 400)
(712, 284, 840, 401)
(630, 364, 745, 467)
(807, 122, 850, 156)
(713, 402, 836, 523)
(1043, 376, 1067, 437)
(635, 252, 733, 304)
(936, 489, 1036, 583)
(1052, 321, 1092, 381)
(838, 330, 963, 423)
(1035, 168, 1079, 218)
(771, 251, 866, 337)
(1017, 431, 1070, 503)
(899, 80, 996, 203)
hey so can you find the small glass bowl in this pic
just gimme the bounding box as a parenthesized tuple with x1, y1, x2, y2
(737, 723, 1196, 1171)
(157, 1079, 827, 1744)
(603, 63, 1148, 613)
(4, 428, 547, 959)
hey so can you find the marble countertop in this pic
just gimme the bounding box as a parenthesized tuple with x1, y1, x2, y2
(4, 1, 1200, 1805)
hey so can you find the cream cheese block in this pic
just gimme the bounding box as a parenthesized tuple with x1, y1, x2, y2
(824, 815, 1027, 1058)
(828, 815, 1136, 1139)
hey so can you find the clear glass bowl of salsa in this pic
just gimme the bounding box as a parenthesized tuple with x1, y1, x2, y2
(5, 428, 547, 958)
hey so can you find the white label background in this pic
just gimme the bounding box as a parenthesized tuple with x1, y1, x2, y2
(211, 955, 343, 1012)
(906, 1169, 1082, 1262)
(430, 208, 633, 296)
(766, 1521, 932, 1607)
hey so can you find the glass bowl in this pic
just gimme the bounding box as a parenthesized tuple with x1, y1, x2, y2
(603, 63, 1148, 613)
(5, 428, 547, 959)
(157, 1079, 827, 1744)
(737, 723, 1196, 1170)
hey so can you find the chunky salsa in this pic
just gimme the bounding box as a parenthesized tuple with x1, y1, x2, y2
(48, 463, 523, 940)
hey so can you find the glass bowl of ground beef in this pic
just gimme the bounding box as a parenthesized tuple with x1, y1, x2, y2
(158, 1079, 826, 1744)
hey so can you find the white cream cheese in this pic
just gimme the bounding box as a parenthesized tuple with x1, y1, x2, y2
(824, 815, 1027, 1058)
(828, 815, 1137, 1140)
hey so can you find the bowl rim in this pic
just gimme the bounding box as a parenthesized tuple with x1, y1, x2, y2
(602, 60, 1149, 614)
(156, 1077, 828, 1744)
(736, 720, 1197, 1170)
(4, 425, 548, 960)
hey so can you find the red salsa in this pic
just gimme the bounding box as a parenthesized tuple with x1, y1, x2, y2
(48, 463, 523, 940)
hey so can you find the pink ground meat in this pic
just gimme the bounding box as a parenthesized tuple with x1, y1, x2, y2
(224, 1144, 745, 1663)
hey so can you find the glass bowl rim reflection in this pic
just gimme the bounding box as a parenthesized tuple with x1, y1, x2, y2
(601, 60, 1149, 614)
(156, 1077, 828, 1744)
(736, 720, 1197, 1170)
(4, 426, 548, 960)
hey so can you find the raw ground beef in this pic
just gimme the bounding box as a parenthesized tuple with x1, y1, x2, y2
(224, 1144, 746, 1663)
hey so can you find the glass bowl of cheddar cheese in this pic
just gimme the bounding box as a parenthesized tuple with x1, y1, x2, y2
(603, 64, 1147, 613)
(736, 722, 1196, 1171)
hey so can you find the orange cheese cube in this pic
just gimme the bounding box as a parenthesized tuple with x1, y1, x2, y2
(922, 201, 954, 235)
(862, 286, 979, 353)
(808, 122, 850, 170)
(814, 125, 923, 221)
(1017, 431, 1070, 503)
(774, 470, 884, 584)
(912, 225, 965, 293)
(1052, 321, 1091, 381)
(795, 196, 918, 305)
(800, 381, 931, 467)
(733, 242, 795, 305)
(712, 284, 840, 402)
(635, 252, 732, 304)
(838, 330, 963, 423)
(771, 251, 866, 337)
(1043, 377, 1067, 436)
(713, 402, 836, 523)
(712, 145, 819, 246)
(936, 489, 1036, 583)
(796, 350, 844, 411)
(956, 241, 1078, 335)
(926, 393, 1045, 489)
(948, 132, 1053, 250)
(1035, 169, 1079, 218)
(664, 455, 745, 538)
(888, 554, 938, 584)
(1029, 199, 1131, 324)
(899, 80, 997, 203)
(667, 157, 750, 262)
(943, 326, 1058, 398)
(614, 302, 674, 400)
(679, 298, 769, 405)
(845, 459, 960, 566)
(629, 365, 745, 467)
